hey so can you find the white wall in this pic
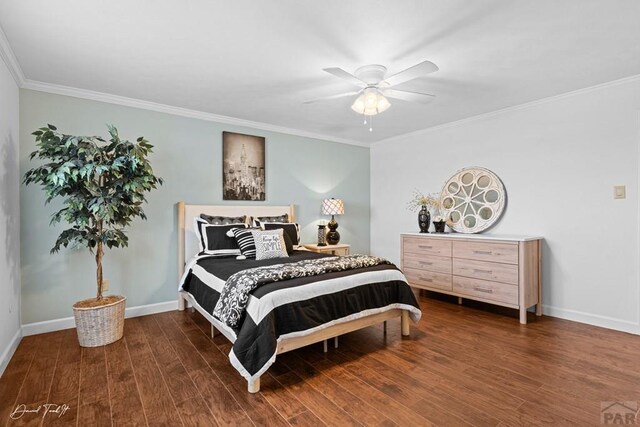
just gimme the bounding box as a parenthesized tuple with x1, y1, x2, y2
(0, 54, 21, 375)
(371, 76, 640, 334)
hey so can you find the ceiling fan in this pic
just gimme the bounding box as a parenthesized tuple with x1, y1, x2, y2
(304, 60, 438, 130)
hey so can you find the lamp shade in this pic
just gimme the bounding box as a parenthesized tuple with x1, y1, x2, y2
(322, 198, 345, 215)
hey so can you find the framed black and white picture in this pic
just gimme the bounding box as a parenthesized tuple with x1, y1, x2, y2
(222, 131, 266, 201)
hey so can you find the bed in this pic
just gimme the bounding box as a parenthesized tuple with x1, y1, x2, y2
(177, 202, 421, 393)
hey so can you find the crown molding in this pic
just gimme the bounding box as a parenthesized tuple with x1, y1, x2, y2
(2, 17, 364, 147)
(21, 79, 369, 148)
(372, 73, 640, 147)
(0, 23, 25, 86)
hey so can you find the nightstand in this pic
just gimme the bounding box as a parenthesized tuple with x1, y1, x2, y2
(303, 243, 350, 256)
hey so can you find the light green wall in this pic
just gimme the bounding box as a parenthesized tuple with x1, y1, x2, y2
(20, 89, 370, 324)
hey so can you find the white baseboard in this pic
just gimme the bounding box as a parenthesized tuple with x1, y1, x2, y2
(21, 300, 178, 336)
(0, 328, 23, 377)
(125, 300, 178, 318)
(543, 304, 640, 335)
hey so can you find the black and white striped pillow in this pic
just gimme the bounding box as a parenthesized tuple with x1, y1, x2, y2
(231, 227, 258, 258)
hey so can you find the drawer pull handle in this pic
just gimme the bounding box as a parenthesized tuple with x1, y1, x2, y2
(473, 286, 493, 294)
(473, 250, 493, 255)
(419, 277, 433, 282)
(419, 261, 433, 266)
(473, 268, 493, 274)
(418, 245, 433, 249)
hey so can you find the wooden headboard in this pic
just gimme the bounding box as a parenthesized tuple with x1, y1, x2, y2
(177, 202, 295, 278)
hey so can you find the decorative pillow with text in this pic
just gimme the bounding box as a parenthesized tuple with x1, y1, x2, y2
(251, 229, 289, 260)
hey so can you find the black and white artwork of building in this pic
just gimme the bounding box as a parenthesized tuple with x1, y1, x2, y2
(222, 131, 266, 201)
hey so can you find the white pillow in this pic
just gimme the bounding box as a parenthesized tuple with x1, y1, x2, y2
(251, 229, 289, 260)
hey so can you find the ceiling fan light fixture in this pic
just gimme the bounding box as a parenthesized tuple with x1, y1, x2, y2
(350, 88, 391, 116)
(350, 94, 366, 114)
(376, 95, 391, 113)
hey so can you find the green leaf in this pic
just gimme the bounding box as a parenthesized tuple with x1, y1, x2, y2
(47, 124, 57, 130)
(25, 124, 163, 271)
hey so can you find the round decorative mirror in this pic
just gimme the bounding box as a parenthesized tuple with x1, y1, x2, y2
(440, 167, 506, 234)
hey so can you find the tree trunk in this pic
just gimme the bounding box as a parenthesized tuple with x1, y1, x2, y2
(96, 220, 104, 300)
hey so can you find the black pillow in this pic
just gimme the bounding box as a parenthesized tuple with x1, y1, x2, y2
(263, 223, 300, 246)
(232, 227, 259, 258)
(194, 218, 209, 252)
(200, 214, 246, 225)
(281, 232, 294, 255)
(253, 213, 289, 226)
(200, 223, 247, 256)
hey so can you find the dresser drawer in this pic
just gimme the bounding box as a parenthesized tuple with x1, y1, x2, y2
(403, 253, 451, 274)
(453, 241, 518, 264)
(404, 268, 452, 291)
(453, 276, 518, 305)
(453, 258, 518, 285)
(403, 237, 452, 257)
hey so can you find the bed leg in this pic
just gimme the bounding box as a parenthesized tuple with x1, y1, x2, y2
(401, 311, 410, 336)
(248, 377, 260, 393)
(211, 324, 219, 338)
(178, 293, 186, 311)
(383, 321, 387, 335)
(323, 340, 328, 353)
(334, 336, 338, 348)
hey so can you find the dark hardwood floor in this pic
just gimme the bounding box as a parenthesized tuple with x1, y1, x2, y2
(1, 294, 639, 426)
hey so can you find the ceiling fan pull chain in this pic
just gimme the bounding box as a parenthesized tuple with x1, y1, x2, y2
(363, 114, 367, 125)
(369, 114, 373, 132)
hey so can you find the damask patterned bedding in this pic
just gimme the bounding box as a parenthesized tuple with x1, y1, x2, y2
(179, 250, 421, 383)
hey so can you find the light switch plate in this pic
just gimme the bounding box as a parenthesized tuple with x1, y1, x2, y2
(614, 185, 626, 199)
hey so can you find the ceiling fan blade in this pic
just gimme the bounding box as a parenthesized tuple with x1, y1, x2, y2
(384, 60, 439, 87)
(303, 90, 361, 104)
(383, 89, 435, 104)
(322, 68, 368, 88)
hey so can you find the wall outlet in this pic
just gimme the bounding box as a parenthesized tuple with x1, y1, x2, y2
(614, 185, 626, 199)
(102, 279, 109, 292)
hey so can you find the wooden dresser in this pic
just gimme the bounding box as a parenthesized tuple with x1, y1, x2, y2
(401, 233, 543, 324)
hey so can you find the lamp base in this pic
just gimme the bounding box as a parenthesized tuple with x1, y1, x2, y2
(326, 216, 340, 245)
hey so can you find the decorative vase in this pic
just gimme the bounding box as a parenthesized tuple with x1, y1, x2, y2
(433, 220, 446, 233)
(317, 224, 327, 246)
(418, 205, 430, 233)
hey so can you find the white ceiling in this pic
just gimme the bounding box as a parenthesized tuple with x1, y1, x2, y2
(1, 1, 639, 144)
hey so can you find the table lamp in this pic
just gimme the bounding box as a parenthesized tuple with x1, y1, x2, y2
(321, 198, 344, 245)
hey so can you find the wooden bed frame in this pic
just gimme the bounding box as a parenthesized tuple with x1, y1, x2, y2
(176, 201, 411, 393)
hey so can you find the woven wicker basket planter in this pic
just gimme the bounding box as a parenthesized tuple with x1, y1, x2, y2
(73, 296, 126, 347)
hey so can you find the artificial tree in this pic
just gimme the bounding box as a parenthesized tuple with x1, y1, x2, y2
(24, 124, 163, 304)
